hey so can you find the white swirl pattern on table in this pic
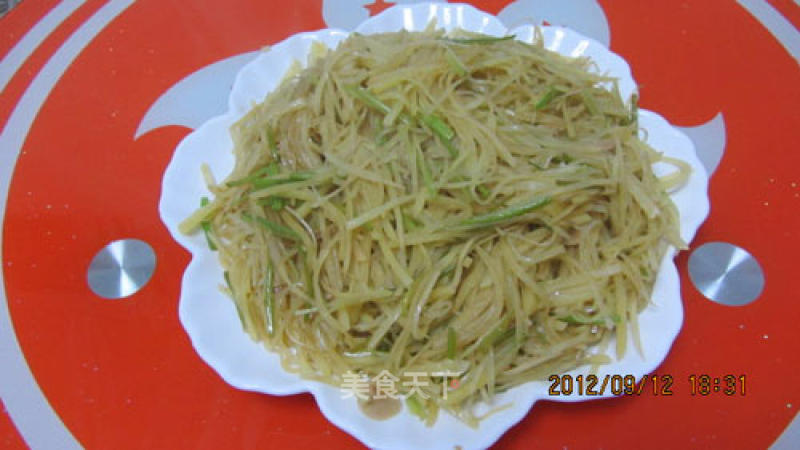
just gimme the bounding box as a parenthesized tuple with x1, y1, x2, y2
(5, 0, 800, 447)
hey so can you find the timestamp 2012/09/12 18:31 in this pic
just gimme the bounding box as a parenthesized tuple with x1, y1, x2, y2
(547, 374, 747, 397)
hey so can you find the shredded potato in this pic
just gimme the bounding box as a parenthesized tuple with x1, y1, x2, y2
(181, 28, 688, 426)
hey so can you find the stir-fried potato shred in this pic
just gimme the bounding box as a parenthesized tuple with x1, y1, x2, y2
(180, 28, 688, 426)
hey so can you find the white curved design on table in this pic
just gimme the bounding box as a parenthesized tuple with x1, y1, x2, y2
(0, 2, 135, 449)
(159, 4, 710, 449)
(134, 51, 260, 139)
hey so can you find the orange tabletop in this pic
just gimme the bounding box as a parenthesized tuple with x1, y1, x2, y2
(1, 1, 799, 449)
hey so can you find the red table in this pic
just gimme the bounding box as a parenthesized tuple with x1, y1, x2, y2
(2, 1, 799, 448)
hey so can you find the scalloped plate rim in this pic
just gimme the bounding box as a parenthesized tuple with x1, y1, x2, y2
(159, 3, 710, 449)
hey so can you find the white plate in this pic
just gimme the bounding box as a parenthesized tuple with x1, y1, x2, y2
(159, 3, 710, 449)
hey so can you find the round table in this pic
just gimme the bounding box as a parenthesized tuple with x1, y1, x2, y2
(1, 1, 799, 448)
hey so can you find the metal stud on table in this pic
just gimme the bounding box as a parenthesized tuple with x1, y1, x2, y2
(87, 239, 156, 299)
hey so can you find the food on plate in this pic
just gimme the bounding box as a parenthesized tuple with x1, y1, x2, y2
(180, 27, 689, 426)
